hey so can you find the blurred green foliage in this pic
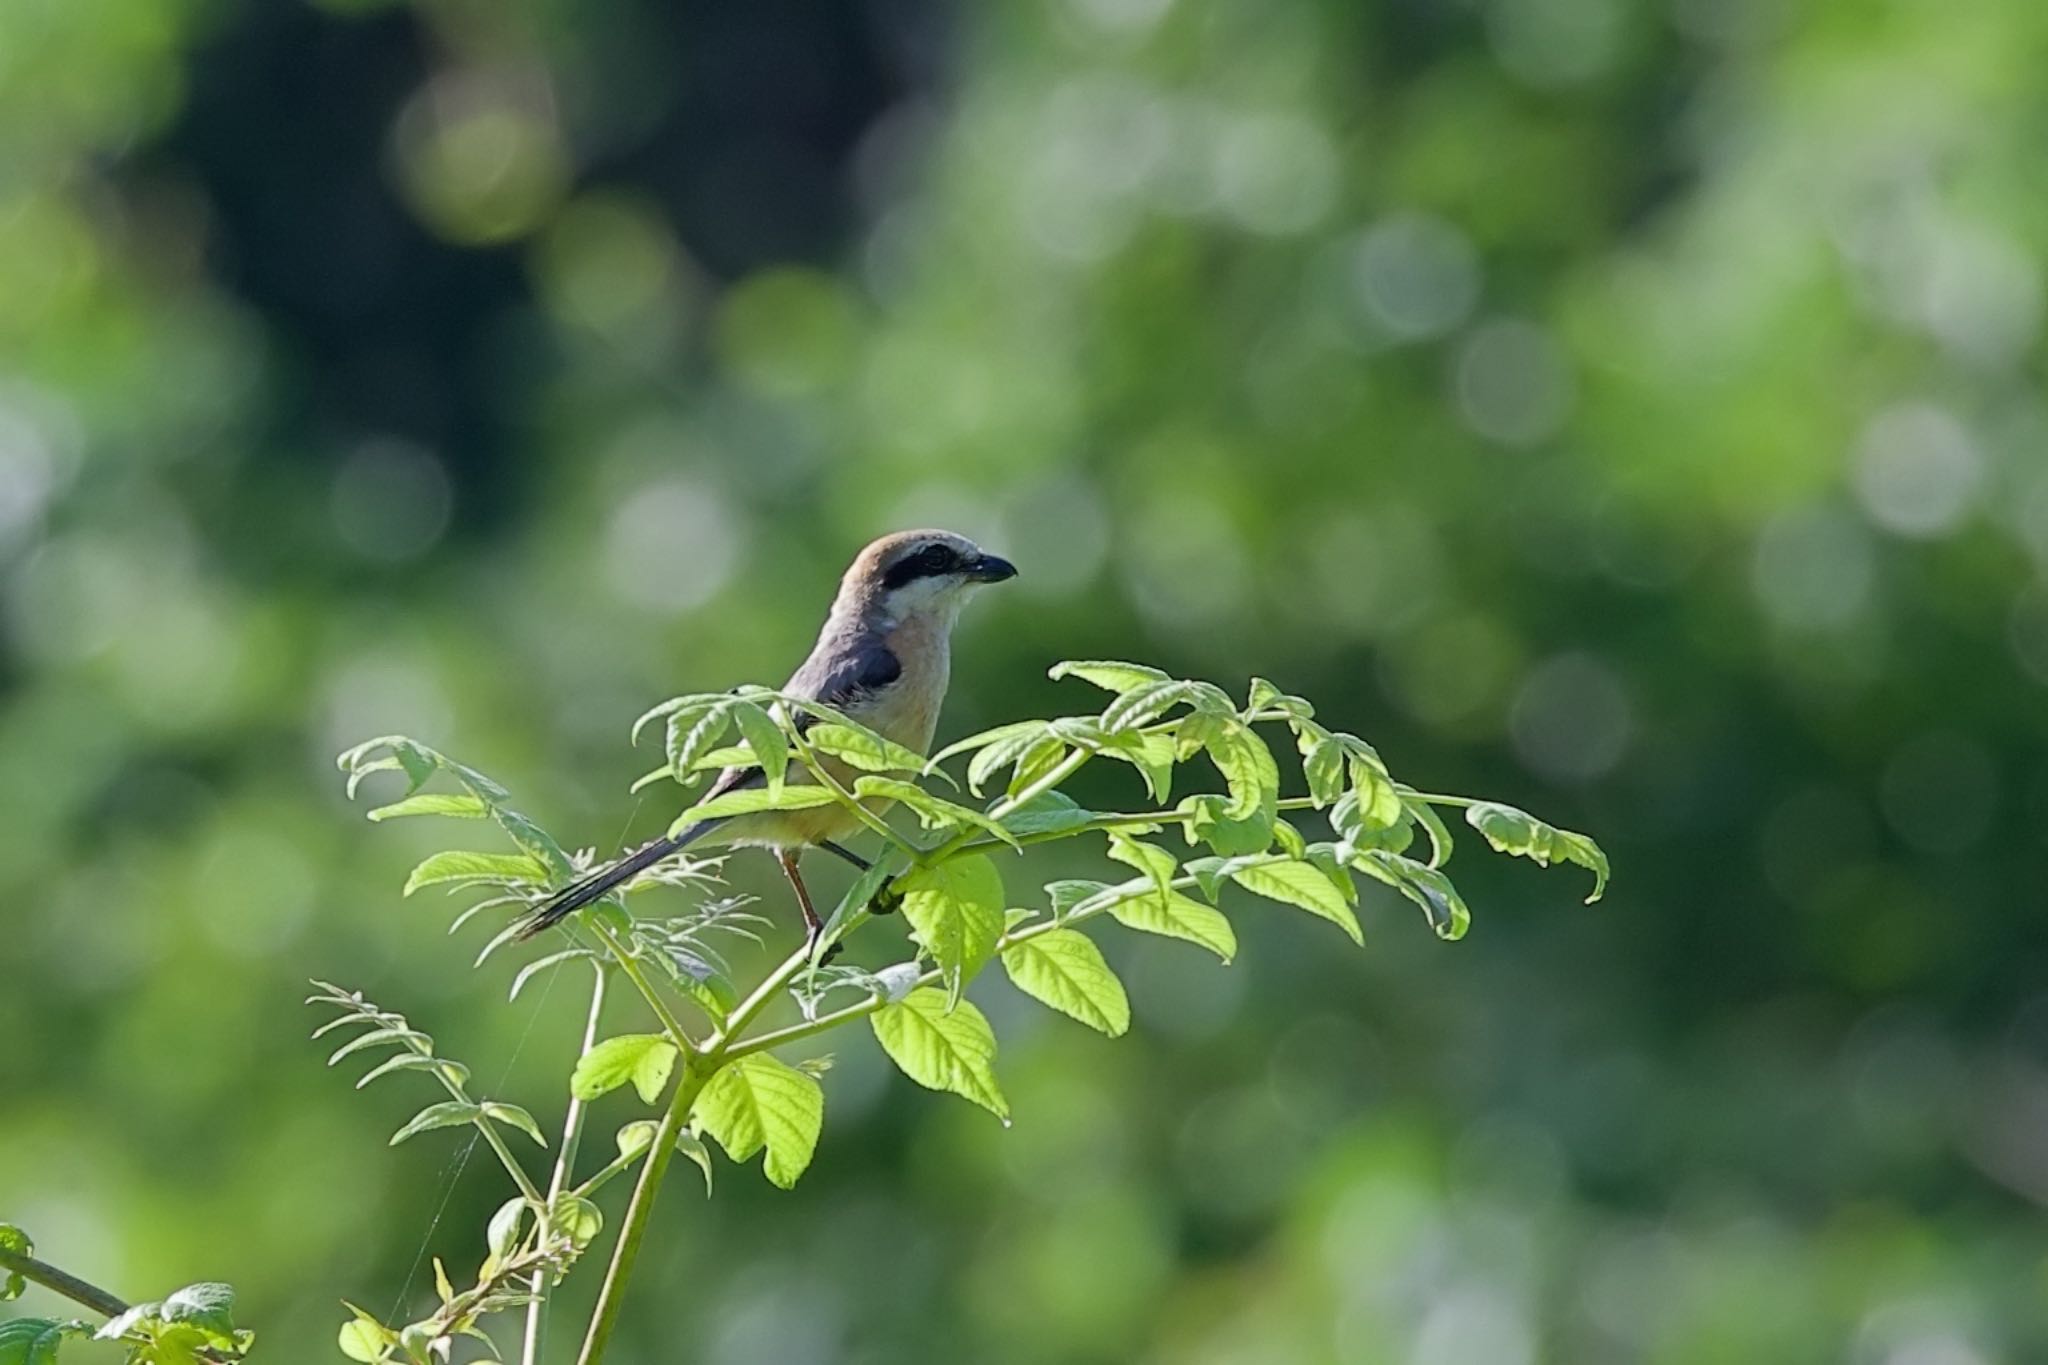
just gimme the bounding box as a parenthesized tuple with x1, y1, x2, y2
(4, 0, 2047, 1361)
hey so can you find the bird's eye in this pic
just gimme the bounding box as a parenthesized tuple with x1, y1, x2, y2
(883, 543, 960, 590)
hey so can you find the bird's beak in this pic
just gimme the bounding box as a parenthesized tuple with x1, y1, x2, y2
(966, 552, 1018, 583)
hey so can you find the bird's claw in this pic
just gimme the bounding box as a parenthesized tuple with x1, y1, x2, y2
(868, 884, 902, 917)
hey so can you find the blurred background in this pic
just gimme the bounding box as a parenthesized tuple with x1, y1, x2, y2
(3, 0, 2046, 1361)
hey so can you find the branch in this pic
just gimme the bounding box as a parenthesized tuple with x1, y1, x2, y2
(521, 959, 608, 1365)
(0, 1245, 129, 1320)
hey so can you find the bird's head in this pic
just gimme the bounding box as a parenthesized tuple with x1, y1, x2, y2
(837, 529, 1018, 629)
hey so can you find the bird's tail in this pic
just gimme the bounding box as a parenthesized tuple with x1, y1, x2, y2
(516, 821, 714, 940)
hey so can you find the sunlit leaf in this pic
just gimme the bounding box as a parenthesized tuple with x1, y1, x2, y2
(402, 850, 548, 896)
(1048, 659, 1171, 693)
(1355, 851, 1472, 940)
(807, 722, 934, 780)
(390, 1101, 484, 1146)
(729, 701, 788, 792)
(482, 1102, 547, 1146)
(691, 1053, 823, 1189)
(1001, 930, 1129, 1036)
(1465, 801, 1609, 902)
(897, 854, 1004, 1006)
(667, 699, 734, 781)
(1226, 858, 1362, 945)
(851, 777, 1020, 848)
(667, 783, 839, 836)
(570, 1034, 678, 1104)
(0, 1225, 28, 1301)
(996, 790, 1096, 838)
(367, 793, 489, 822)
(871, 988, 1008, 1121)
(1101, 885, 1237, 962)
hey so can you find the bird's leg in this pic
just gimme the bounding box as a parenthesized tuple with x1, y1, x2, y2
(776, 848, 840, 964)
(819, 838, 900, 916)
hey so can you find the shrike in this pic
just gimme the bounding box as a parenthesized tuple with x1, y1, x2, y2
(519, 529, 1017, 943)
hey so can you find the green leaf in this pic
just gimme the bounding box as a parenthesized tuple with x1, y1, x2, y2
(614, 1120, 659, 1161)
(1063, 722, 1173, 801)
(667, 699, 735, 781)
(1106, 833, 1176, 896)
(402, 849, 548, 896)
(871, 988, 1009, 1121)
(570, 1034, 678, 1104)
(1247, 677, 1313, 719)
(158, 1283, 237, 1339)
(996, 790, 1097, 838)
(897, 854, 1005, 1006)
(1180, 793, 1274, 858)
(851, 777, 1020, 848)
(1302, 735, 1345, 807)
(807, 722, 933, 779)
(1048, 659, 1171, 693)
(355, 1052, 466, 1090)
(486, 1198, 527, 1260)
(1103, 885, 1237, 962)
(0, 1224, 28, 1300)
(1226, 858, 1363, 945)
(1465, 802, 1610, 902)
(729, 701, 788, 792)
(337, 1306, 397, 1364)
(1205, 721, 1280, 822)
(1046, 879, 1111, 918)
(673, 1131, 715, 1193)
(963, 723, 1053, 796)
(368, 793, 490, 822)
(1100, 678, 1195, 733)
(0, 1319, 85, 1365)
(1001, 930, 1129, 1036)
(482, 1102, 548, 1146)
(554, 1196, 603, 1249)
(1356, 851, 1472, 940)
(631, 694, 720, 748)
(1403, 791, 1456, 867)
(691, 1053, 824, 1189)
(667, 782, 839, 835)
(390, 1101, 484, 1145)
(509, 949, 593, 1002)
(327, 1026, 431, 1066)
(932, 719, 1048, 766)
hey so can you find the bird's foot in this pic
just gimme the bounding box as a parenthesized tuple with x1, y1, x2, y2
(868, 883, 902, 917)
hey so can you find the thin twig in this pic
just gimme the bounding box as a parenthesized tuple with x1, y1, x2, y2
(0, 1245, 129, 1320)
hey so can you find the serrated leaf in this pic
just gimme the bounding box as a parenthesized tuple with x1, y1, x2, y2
(807, 722, 934, 779)
(852, 777, 1020, 848)
(1205, 722, 1280, 822)
(897, 855, 1004, 1007)
(1049, 660, 1171, 693)
(871, 988, 1008, 1120)
(691, 1054, 824, 1189)
(1100, 678, 1194, 733)
(483, 1102, 548, 1146)
(963, 724, 1052, 796)
(1046, 879, 1112, 918)
(996, 791, 1096, 838)
(729, 701, 788, 793)
(403, 850, 548, 896)
(1001, 930, 1129, 1036)
(368, 793, 489, 822)
(390, 1100, 484, 1145)
(1465, 802, 1609, 902)
(666, 783, 839, 836)
(1227, 858, 1363, 945)
(1355, 851, 1472, 940)
(570, 1034, 678, 1104)
(667, 699, 734, 781)
(1247, 677, 1313, 719)
(1106, 833, 1176, 896)
(1105, 886, 1237, 962)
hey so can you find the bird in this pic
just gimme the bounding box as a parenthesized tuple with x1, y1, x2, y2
(517, 529, 1018, 945)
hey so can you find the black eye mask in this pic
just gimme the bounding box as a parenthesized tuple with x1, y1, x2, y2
(882, 544, 959, 591)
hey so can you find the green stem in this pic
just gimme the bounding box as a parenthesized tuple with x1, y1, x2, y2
(0, 1245, 128, 1320)
(725, 861, 1266, 1059)
(521, 960, 608, 1365)
(586, 920, 696, 1058)
(1401, 791, 1479, 808)
(572, 1061, 711, 1365)
(913, 746, 1093, 869)
(407, 1049, 546, 1206)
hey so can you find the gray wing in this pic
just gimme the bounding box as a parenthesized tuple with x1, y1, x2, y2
(697, 633, 902, 805)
